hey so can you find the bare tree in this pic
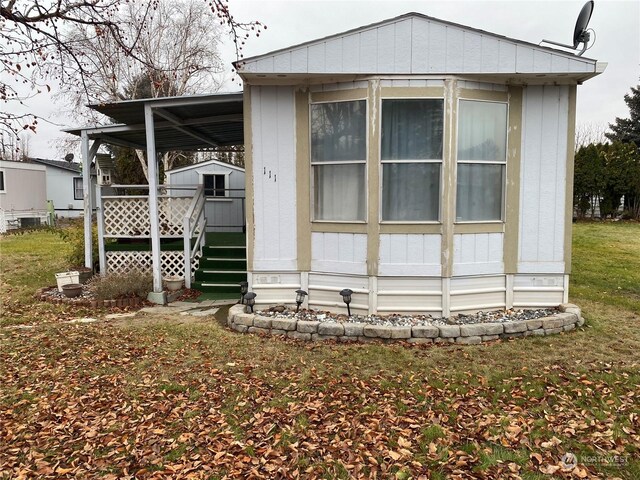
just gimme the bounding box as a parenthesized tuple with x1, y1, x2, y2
(57, 0, 236, 179)
(1, 0, 264, 151)
(575, 121, 608, 150)
(0, 131, 30, 161)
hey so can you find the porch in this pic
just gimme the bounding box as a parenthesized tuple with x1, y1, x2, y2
(98, 184, 246, 296)
(66, 92, 245, 303)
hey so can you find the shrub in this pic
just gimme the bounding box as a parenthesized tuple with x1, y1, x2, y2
(51, 219, 99, 268)
(90, 272, 153, 300)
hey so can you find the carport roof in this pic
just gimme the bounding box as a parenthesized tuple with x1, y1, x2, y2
(65, 92, 244, 152)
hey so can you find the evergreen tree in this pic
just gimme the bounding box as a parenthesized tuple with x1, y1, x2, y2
(606, 85, 640, 147)
(573, 143, 605, 219)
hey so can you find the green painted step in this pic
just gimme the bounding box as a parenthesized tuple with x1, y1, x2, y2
(202, 245, 246, 258)
(195, 270, 247, 283)
(193, 281, 242, 295)
(198, 257, 247, 270)
(194, 240, 247, 294)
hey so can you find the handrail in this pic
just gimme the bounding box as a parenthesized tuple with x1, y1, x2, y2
(184, 185, 204, 224)
(183, 185, 205, 288)
(189, 196, 205, 237)
(108, 184, 199, 190)
(102, 195, 192, 199)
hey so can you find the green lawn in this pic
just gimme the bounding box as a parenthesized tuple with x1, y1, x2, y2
(572, 221, 640, 313)
(0, 223, 638, 479)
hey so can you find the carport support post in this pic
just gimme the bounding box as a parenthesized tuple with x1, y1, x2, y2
(81, 131, 100, 270)
(145, 104, 166, 303)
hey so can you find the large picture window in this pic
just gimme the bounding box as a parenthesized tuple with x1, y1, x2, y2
(311, 100, 366, 221)
(381, 99, 443, 221)
(456, 100, 507, 221)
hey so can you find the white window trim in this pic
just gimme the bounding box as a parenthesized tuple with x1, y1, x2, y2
(379, 96, 445, 224)
(73, 176, 83, 200)
(199, 170, 231, 198)
(0, 169, 6, 193)
(454, 97, 509, 223)
(309, 97, 369, 223)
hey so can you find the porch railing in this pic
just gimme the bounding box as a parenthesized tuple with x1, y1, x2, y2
(101, 187, 194, 238)
(98, 184, 245, 288)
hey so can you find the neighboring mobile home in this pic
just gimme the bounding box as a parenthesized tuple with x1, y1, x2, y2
(30, 158, 97, 219)
(70, 12, 604, 312)
(0, 160, 48, 232)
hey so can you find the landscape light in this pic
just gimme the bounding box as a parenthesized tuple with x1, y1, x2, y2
(339, 288, 353, 316)
(295, 289, 308, 313)
(243, 291, 257, 313)
(239, 281, 248, 303)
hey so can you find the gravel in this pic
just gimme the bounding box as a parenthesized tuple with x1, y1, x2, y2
(41, 285, 95, 300)
(255, 306, 558, 326)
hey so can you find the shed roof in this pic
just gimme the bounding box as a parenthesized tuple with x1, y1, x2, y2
(166, 158, 245, 175)
(236, 12, 603, 84)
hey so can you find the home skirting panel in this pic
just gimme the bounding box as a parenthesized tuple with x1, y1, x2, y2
(248, 272, 568, 317)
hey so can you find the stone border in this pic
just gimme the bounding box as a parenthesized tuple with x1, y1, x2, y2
(227, 304, 584, 344)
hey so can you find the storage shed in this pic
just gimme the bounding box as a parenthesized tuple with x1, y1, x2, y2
(166, 159, 246, 232)
(236, 12, 605, 316)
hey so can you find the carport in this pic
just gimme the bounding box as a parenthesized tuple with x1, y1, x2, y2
(66, 92, 244, 302)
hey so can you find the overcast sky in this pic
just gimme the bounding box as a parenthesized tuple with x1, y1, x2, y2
(11, 0, 640, 159)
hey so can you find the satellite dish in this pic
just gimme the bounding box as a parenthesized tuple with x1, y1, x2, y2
(573, 0, 594, 48)
(541, 1, 595, 56)
(64, 153, 74, 163)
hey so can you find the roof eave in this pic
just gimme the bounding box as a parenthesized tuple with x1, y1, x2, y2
(238, 70, 604, 86)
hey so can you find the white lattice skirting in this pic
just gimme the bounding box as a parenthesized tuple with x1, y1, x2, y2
(103, 196, 193, 237)
(106, 251, 201, 279)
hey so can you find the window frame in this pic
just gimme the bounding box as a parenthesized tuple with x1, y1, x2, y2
(309, 97, 369, 223)
(454, 97, 509, 224)
(73, 176, 83, 200)
(379, 96, 445, 224)
(0, 169, 5, 193)
(200, 171, 231, 199)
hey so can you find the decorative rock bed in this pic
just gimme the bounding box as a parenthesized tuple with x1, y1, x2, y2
(227, 304, 584, 344)
(34, 286, 144, 308)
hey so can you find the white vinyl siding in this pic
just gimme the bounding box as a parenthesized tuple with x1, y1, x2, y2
(311, 232, 367, 275)
(379, 234, 441, 276)
(250, 85, 298, 270)
(239, 15, 596, 76)
(453, 233, 504, 276)
(518, 85, 569, 273)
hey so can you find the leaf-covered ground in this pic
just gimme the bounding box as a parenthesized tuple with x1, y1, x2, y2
(1, 225, 639, 479)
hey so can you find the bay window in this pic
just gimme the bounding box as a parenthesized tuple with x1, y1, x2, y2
(381, 99, 443, 221)
(456, 100, 507, 221)
(311, 100, 366, 221)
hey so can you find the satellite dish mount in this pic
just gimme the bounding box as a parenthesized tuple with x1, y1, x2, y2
(541, 0, 594, 56)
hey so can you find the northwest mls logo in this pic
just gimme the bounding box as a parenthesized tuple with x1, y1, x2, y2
(561, 452, 578, 470)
